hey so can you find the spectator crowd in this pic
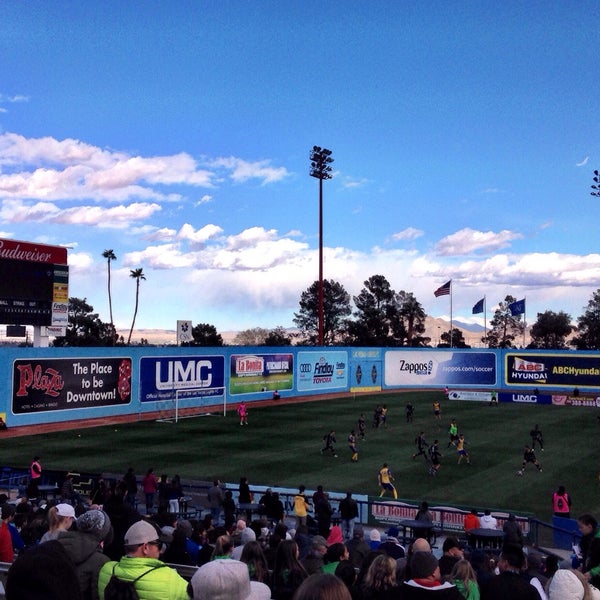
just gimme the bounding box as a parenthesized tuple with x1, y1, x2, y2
(0, 467, 599, 600)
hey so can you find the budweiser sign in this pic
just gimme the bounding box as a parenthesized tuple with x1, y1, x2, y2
(0, 238, 67, 264)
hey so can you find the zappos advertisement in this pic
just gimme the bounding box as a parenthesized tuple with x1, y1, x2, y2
(384, 350, 497, 387)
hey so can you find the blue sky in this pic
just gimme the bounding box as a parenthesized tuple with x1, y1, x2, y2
(0, 2, 598, 334)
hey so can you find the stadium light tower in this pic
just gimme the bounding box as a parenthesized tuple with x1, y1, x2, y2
(591, 170, 600, 197)
(309, 146, 334, 346)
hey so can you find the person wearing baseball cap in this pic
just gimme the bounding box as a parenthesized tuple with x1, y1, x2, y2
(97, 519, 189, 599)
(40, 503, 76, 543)
(190, 559, 271, 600)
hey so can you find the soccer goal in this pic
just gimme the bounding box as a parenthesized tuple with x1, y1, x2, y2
(156, 386, 227, 423)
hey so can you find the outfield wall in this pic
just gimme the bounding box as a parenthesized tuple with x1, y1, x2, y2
(1, 346, 599, 428)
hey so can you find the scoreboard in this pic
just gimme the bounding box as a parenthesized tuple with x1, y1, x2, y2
(0, 239, 68, 326)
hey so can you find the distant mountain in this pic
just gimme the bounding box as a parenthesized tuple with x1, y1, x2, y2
(452, 319, 485, 333)
(119, 318, 489, 347)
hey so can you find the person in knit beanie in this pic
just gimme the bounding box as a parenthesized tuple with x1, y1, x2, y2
(56, 509, 112, 599)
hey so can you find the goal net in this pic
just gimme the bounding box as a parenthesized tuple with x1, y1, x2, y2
(156, 386, 227, 423)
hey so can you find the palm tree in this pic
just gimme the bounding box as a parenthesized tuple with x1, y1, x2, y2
(127, 268, 146, 345)
(101, 249, 117, 327)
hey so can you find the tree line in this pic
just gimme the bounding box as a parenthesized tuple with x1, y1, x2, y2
(50, 266, 600, 349)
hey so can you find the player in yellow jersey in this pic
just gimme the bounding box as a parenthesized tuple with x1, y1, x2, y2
(378, 463, 398, 499)
(348, 430, 358, 462)
(433, 400, 441, 422)
(456, 433, 471, 465)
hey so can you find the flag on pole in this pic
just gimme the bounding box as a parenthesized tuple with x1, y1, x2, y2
(472, 298, 484, 314)
(508, 299, 526, 316)
(434, 280, 451, 297)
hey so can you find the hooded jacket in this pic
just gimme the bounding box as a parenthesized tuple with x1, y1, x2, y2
(57, 530, 110, 600)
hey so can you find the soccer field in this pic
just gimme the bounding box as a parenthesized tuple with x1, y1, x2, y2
(3, 391, 599, 521)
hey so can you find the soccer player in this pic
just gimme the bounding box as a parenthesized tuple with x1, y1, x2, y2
(406, 402, 414, 423)
(321, 430, 337, 457)
(530, 424, 544, 451)
(447, 418, 458, 448)
(428, 440, 443, 476)
(237, 401, 248, 426)
(378, 463, 398, 499)
(348, 430, 358, 462)
(521, 445, 542, 473)
(373, 405, 382, 428)
(433, 400, 441, 423)
(412, 431, 429, 461)
(380, 405, 388, 428)
(357, 414, 366, 440)
(456, 433, 471, 465)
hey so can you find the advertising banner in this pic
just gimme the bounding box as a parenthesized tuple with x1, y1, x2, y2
(498, 392, 552, 405)
(552, 394, 600, 408)
(349, 349, 382, 392)
(139, 355, 225, 402)
(12, 357, 132, 414)
(384, 351, 496, 386)
(447, 390, 492, 402)
(229, 353, 293, 395)
(505, 353, 600, 388)
(297, 351, 348, 392)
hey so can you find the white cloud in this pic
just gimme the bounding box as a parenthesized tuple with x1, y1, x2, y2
(208, 156, 290, 184)
(195, 194, 213, 206)
(0, 199, 161, 227)
(178, 223, 223, 246)
(435, 228, 523, 256)
(342, 177, 369, 189)
(0, 133, 288, 204)
(392, 227, 424, 241)
(0, 94, 29, 103)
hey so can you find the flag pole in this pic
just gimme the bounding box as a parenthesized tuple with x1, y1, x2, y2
(484, 296, 487, 347)
(523, 296, 527, 347)
(450, 280, 453, 348)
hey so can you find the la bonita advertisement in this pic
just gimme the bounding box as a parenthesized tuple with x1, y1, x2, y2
(229, 353, 293, 396)
(12, 357, 132, 414)
(297, 351, 348, 392)
(384, 351, 497, 386)
(139, 355, 225, 402)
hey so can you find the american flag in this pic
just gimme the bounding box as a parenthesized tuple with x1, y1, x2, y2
(434, 280, 451, 297)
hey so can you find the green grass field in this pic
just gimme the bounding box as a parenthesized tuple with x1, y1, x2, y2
(3, 391, 599, 521)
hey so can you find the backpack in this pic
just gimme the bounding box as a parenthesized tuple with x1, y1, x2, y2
(104, 564, 165, 600)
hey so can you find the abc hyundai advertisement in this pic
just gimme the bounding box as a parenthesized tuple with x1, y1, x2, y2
(505, 353, 600, 388)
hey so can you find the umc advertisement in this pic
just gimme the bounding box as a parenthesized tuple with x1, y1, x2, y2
(12, 357, 132, 414)
(384, 350, 497, 387)
(139, 355, 225, 402)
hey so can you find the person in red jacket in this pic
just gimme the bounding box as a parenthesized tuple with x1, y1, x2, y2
(0, 504, 15, 562)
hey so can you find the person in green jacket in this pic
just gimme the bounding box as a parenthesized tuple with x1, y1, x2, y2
(450, 559, 480, 600)
(98, 519, 189, 600)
